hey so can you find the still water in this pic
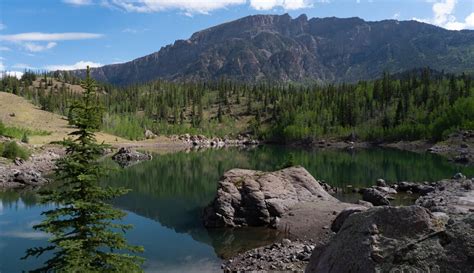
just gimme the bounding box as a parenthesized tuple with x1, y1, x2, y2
(1, 146, 472, 272)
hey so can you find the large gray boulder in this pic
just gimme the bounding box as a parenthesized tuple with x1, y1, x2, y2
(203, 166, 340, 228)
(306, 206, 474, 273)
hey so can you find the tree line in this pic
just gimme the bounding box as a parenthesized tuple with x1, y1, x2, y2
(1, 68, 472, 142)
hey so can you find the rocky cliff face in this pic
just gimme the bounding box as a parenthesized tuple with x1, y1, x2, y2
(70, 14, 474, 85)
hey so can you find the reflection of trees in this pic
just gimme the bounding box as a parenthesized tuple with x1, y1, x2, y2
(102, 146, 473, 257)
(2, 147, 472, 257)
(0, 189, 40, 208)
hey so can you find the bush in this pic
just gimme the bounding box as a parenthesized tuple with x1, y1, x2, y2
(0, 120, 5, 136)
(21, 132, 29, 143)
(1, 141, 30, 160)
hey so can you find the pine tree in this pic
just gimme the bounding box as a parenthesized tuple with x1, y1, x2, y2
(23, 67, 144, 272)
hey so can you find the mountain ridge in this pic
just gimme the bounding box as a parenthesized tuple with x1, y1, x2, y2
(68, 14, 474, 85)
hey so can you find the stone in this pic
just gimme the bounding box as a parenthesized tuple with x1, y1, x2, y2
(453, 173, 466, 180)
(356, 200, 374, 208)
(416, 185, 436, 196)
(111, 147, 152, 167)
(144, 129, 156, 139)
(330, 206, 367, 233)
(375, 179, 387, 187)
(361, 188, 390, 206)
(306, 206, 474, 273)
(203, 166, 340, 228)
(374, 186, 397, 195)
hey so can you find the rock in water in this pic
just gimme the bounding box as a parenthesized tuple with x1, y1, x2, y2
(111, 147, 152, 167)
(203, 166, 339, 228)
(306, 206, 474, 273)
(361, 188, 390, 206)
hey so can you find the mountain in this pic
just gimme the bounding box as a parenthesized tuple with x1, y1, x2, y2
(70, 14, 474, 85)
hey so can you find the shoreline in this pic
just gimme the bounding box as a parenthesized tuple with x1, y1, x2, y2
(1, 132, 472, 189)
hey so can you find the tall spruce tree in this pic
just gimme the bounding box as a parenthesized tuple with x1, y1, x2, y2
(23, 67, 143, 272)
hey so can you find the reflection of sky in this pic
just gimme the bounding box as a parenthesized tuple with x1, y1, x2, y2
(0, 198, 221, 273)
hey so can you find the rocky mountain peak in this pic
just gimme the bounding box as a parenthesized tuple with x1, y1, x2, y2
(68, 14, 474, 86)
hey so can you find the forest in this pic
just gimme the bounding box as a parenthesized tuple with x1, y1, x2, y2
(1, 68, 473, 143)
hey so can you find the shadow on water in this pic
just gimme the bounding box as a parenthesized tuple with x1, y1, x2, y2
(1, 146, 473, 271)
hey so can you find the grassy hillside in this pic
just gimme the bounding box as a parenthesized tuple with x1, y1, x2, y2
(0, 92, 128, 145)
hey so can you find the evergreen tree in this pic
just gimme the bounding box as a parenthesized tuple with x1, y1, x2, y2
(23, 67, 144, 272)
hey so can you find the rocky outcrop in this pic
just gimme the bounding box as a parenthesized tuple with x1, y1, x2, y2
(111, 147, 152, 167)
(306, 205, 474, 273)
(203, 166, 341, 228)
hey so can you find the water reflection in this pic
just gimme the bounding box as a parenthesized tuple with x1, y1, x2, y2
(1, 146, 473, 272)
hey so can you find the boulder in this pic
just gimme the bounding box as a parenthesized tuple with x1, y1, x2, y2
(374, 186, 397, 195)
(306, 206, 474, 273)
(375, 179, 387, 187)
(330, 206, 367, 233)
(453, 172, 466, 180)
(361, 188, 390, 206)
(144, 129, 156, 139)
(111, 147, 152, 167)
(12, 169, 46, 185)
(203, 166, 339, 228)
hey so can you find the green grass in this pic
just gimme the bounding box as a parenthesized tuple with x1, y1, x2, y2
(0, 141, 30, 160)
(0, 120, 51, 140)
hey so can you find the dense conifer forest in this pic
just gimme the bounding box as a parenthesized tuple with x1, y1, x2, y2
(1, 68, 472, 143)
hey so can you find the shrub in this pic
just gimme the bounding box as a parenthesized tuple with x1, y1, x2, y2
(0, 120, 5, 136)
(21, 133, 29, 143)
(2, 141, 30, 160)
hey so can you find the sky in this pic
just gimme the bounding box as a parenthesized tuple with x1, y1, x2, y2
(1, 0, 474, 77)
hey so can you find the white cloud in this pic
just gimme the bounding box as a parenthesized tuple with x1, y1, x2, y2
(65, 0, 317, 14)
(1, 32, 102, 54)
(0, 46, 10, 51)
(249, 0, 312, 10)
(0, 61, 4, 71)
(417, 0, 474, 30)
(0, 32, 103, 42)
(122, 27, 149, 34)
(432, 0, 456, 25)
(45, 60, 102, 71)
(0, 23, 5, 31)
(12, 63, 37, 70)
(107, 0, 246, 14)
(393, 13, 400, 20)
(63, 0, 93, 5)
(22, 42, 57, 52)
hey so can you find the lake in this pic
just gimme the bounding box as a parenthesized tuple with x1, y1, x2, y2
(1, 146, 473, 272)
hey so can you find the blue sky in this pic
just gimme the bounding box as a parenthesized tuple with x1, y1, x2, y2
(1, 0, 473, 76)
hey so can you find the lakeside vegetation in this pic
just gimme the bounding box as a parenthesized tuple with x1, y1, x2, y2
(1, 68, 472, 142)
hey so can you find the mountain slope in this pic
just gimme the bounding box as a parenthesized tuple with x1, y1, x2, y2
(70, 14, 474, 85)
